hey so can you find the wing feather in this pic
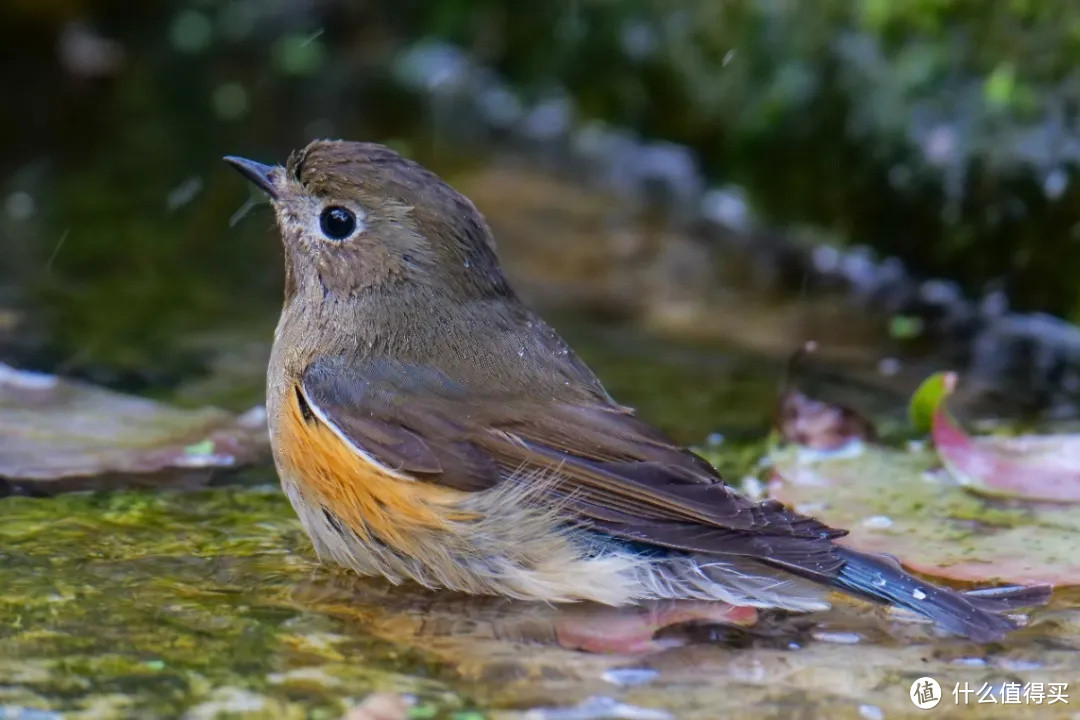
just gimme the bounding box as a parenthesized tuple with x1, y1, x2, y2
(299, 356, 845, 577)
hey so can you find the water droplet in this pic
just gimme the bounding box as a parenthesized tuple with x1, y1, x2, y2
(862, 515, 894, 529)
(912, 588, 927, 601)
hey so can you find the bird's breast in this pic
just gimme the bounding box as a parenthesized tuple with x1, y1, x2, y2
(270, 382, 471, 555)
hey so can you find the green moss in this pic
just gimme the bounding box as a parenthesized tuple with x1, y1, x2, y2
(771, 444, 1080, 582)
(0, 487, 472, 717)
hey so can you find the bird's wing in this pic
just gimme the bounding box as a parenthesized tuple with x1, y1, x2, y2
(298, 355, 846, 575)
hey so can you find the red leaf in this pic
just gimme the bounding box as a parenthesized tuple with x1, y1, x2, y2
(932, 385, 1080, 503)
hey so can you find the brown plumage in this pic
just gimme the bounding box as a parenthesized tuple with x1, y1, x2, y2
(225, 140, 1050, 641)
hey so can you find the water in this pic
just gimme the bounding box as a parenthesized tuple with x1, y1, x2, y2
(3, 285, 1078, 718)
(3, 5, 1079, 716)
(4, 152, 1077, 719)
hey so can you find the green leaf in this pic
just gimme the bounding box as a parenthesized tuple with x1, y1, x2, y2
(888, 314, 924, 340)
(908, 371, 955, 434)
(184, 439, 215, 456)
(985, 63, 1018, 108)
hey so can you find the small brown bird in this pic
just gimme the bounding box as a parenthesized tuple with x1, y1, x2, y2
(226, 141, 1048, 641)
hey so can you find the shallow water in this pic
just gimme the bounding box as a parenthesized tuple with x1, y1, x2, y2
(4, 150, 1079, 718)
(4, 2, 1080, 716)
(3, 300, 1079, 718)
(2, 54, 1078, 718)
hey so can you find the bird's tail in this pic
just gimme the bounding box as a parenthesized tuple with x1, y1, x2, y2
(830, 546, 1051, 642)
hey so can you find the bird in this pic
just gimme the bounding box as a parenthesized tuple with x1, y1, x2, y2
(225, 140, 1049, 642)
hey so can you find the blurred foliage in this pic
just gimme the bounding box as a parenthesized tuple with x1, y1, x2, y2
(417, 0, 1080, 316)
(5, 0, 1080, 386)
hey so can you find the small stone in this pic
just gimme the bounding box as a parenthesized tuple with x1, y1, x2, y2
(602, 667, 659, 686)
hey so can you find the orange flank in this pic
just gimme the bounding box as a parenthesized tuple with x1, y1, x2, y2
(277, 385, 471, 552)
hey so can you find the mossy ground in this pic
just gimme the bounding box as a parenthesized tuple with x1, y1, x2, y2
(0, 486, 477, 718)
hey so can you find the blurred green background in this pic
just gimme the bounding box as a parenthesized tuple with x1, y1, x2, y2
(4, 0, 1080, 392)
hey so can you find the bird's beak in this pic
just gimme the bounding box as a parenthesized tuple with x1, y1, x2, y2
(223, 156, 279, 199)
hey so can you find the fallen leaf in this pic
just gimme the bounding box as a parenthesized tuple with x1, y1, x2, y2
(934, 407, 1080, 504)
(770, 445, 1080, 585)
(909, 370, 1080, 503)
(0, 362, 268, 493)
(774, 389, 876, 451)
(908, 370, 955, 434)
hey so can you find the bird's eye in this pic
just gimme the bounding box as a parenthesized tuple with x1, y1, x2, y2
(319, 206, 357, 240)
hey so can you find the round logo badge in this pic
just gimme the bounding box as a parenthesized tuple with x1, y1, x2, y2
(910, 676, 942, 710)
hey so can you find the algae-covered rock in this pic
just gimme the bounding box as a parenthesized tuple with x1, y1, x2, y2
(0, 362, 268, 494)
(770, 444, 1080, 586)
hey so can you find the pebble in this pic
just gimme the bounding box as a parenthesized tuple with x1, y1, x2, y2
(601, 668, 660, 686)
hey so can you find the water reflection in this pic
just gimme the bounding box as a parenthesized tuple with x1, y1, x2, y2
(290, 573, 758, 656)
(283, 566, 1078, 718)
